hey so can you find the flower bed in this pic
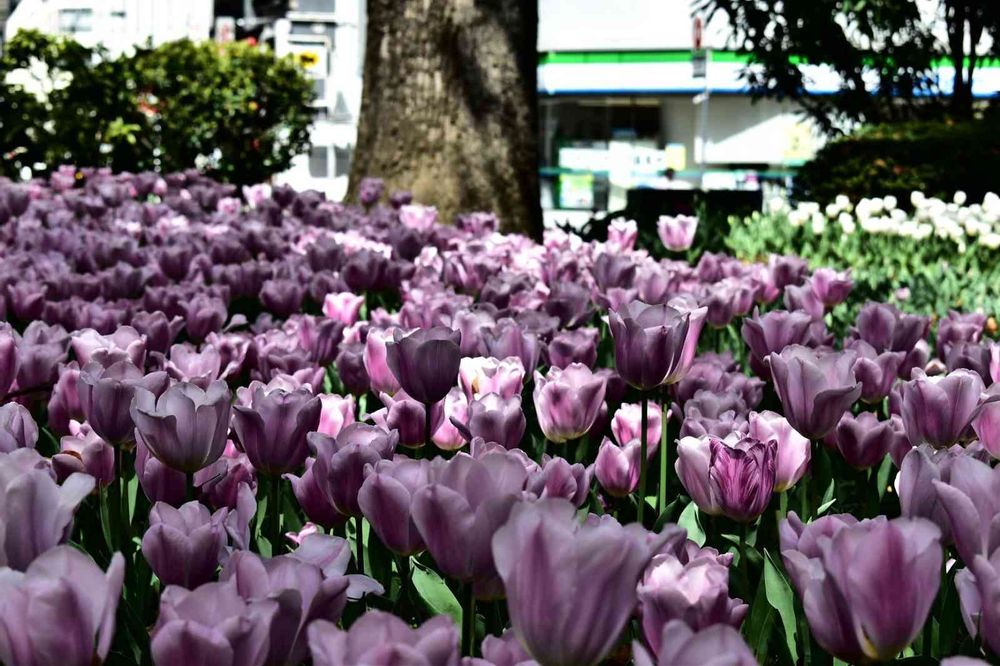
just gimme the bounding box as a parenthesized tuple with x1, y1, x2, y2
(0, 169, 996, 665)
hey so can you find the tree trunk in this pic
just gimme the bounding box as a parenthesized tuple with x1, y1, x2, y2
(348, 0, 541, 238)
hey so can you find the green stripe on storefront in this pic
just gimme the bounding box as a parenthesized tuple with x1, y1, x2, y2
(538, 50, 1000, 68)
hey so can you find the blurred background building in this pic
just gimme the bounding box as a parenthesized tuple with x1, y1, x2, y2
(4, 0, 998, 214)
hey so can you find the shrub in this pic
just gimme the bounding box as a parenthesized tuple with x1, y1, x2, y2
(0, 30, 314, 184)
(794, 119, 1000, 206)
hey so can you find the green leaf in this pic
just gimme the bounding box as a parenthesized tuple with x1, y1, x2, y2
(876, 454, 893, 500)
(816, 497, 837, 516)
(411, 561, 462, 625)
(763, 549, 798, 663)
(742, 570, 774, 662)
(678, 501, 705, 546)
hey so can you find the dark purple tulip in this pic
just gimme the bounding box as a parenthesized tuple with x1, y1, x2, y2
(232, 386, 322, 475)
(848, 339, 905, 403)
(740, 308, 816, 378)
(260, 279, 305, 318)
(638, 545, 747, 653)
(547, 327, 599, 369)
(702, 279, 755, 328)
(780, 513, 941, 663)
(131, 381, 233, 474)
(959, 549, 1000, 658)
(526, 456, 592, 507)
(492, 498, 675, 666)
(220, 548, 352, 665)
(808, 268, 853, 307)
(386, 326, 462, 405)
(899, 369, 982, 447)
(53, 423, 115, 486)
(285, 458, 347, 529)
(308, 612, 459, 666)
(945, 341, 993, 384)
(7, 281, 47, 321)
(783, 282, 825, 319)
(461, 393, 527, 450)
(142, 500, 228, 588)
(937, 310, 987, 357)
(412, 451, 529, 598)
(358, 457, 434, 556)
(609, 300, 705, 390)
(543, 283, 593, 329)
(136, 440, 187, 506)
(633, 620, 757, 666)
(484, 319, 542, 374)
(151, 580, 276, 666)
(357, 177, 384, 206)
(131, 310, 185, 356)
(852, 301, 929, 353)
(46, 362, 84, 435)
(78, 360, 168, 446)
(829, 412, 907, 470)
(0, 452, 94, 569)
(930, 454, 1000, 565)
(0, 546, 124, 666)
(184, 295, 228, 343)
(334, 342, 370, 396)
(309, 423, 398, 518)
(0, 402, 38, 453)
(0, 324, 17, 400)
(768, 345, 861, 440)
(709, 435, 776, 523)
(373, 389, 445, 448)
(16, 321, 69, 391)
(194, 445, 257, 511)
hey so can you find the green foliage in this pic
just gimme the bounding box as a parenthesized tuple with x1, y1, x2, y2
(795, 119, 1000, 205)
(726, 207, 1000, 320)
(0, 30, 314, 184)
(697, 0, 1000, 132)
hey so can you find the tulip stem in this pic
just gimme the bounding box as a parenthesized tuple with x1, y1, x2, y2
(185, 473, 196, 504)
(117, 446, 131, 556)
(355, 516, 366, 577)
(658, 395, 669, 515)
(268, 475, 282, 555)
(739, 522, 750, 593)
(396, 554, 412, 619)
(463, 584, 477, 656)
(638, 395, 649, 526)
(424, 402, 433, 450)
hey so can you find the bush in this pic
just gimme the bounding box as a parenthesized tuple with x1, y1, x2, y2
(794, 119, 1000, 206)
(0, 30, 314, 184)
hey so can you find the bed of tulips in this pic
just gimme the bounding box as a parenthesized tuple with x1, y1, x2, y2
(0, 169, 998, 666)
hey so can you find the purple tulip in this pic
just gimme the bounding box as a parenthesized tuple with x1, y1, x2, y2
(358, 457, 434, 556)
(852, 302, 929, 354)
(412, 451, 529, 598)
(131, 380, 233, 474)
(308, 612, 459, 666)
(71, 325, 146, 367)
(484, 319, 542, 374)
(491, 498, 676, 666)
(899, 369, 983, 447)
(131, 310, 185, 356)
(0, 451, 95, 569)
(780, 512, 941, 662)
(828, 412, 907, 470)
(930, 454, 1000, 565)
(46, 362, 84, 435)
(547, 328, 599, 369)
(767, 345, 861, 440)
(0, 403, 38, 453)
(957, 548, 1000, 658)
(53, 423, 115, 486)
(136, 440, 187, 506)
(609, 300, 705, 390)
(78, 360, 169, 446)
(309, 423, 397, 518)
(678, 389, 748, 440)
(373, 389, 445, 448)
(151, 579, 276, 666)
(322, 292, 365, 326)
(746, 410, 810, 491)
(194, 442, 257, 511)
(458, 356, 525, 402)
(709, 435, 776, 522)
(633, 620, 757, 666)
(221, 537, 369, 665)
(0, 546, 124, 666)
(532, 364, 606, 444)
(937, 310, 986, 357)
(16, 321, 68, 391)
(478, 629, 536, 666)
(848, 339, 906, 403)
(543, 283, 594, 329)
(0, 324, 19, 400)
(611, 401, 663, 449)
(638, 544, 747, 653)
(334, 342, 370, 396)
(808, 268, 853, 307)
(595, 437, 644, 497)
(740, 308, 816, 378)
(657, 215, 698, 251)
(285, 458, 346, 529)
(363, 328, 403, 395)
(142, 500, 228, 588)
(526, 456, 592, 507)
(460, 393, 527, 450)
(232, 386, 321, 475)
(184, 295, 228, 344)
(385, 326, 462, 406)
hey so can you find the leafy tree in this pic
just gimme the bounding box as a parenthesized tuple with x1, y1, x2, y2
(697, 0, 1000, 133)
(0, 30, 314, 184)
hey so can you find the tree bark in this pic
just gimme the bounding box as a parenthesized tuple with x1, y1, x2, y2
(348, 0, 541, 238)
